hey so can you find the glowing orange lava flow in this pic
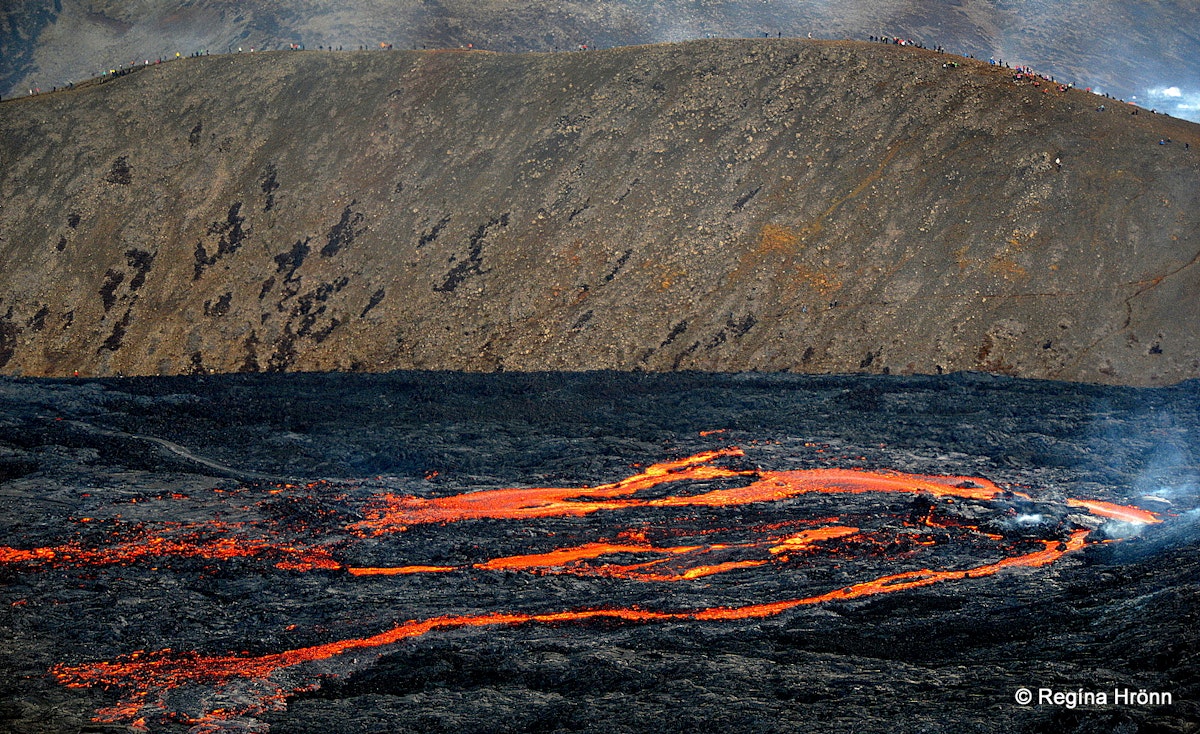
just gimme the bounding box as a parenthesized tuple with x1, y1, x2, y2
(51, 530, 1090, 696)
(768, 526, 860, 554)
(347, 527, 865, 580)
(0, 534, 340, 572)
(472, 541, 700, 571)
(349, 455, 1032, 537)
(349, 448, 750, 534)
(689, 529, 1091, 620)
(651, 468, 1023, 508)
(1066, 499, 1163, 524)
(4, 451, 1158, 579)
(628, 559, 773, 581)
(347, 564, 457, 576)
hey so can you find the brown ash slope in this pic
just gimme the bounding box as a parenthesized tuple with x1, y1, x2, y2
(0, 39, 1198, 384)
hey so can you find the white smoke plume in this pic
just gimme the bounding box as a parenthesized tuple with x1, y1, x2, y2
(1143, 86, 1200, 122)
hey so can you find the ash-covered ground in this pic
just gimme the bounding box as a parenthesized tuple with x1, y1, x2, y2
(0, 371, 1196, 734)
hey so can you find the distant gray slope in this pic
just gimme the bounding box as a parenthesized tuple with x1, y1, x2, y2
(0, 40, 1198, 384)
(0, 0, 59, 97)
(2, 0, 1199, 121)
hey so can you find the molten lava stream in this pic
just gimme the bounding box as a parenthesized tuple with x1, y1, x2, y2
(346, 526, 866, 580)
(349, 451, 1032, 537)
(349, 448, 753, 534)
(0, 530, 341, 572)
(1066, 499, 1162, 524)
(6, 450, 1160, 578)
(346, 564, 456, 576)
(51, 529, 1094, 725)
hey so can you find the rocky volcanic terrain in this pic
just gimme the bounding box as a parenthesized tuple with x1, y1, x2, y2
(0, 40, 1197, 384)
(0, 371, 1197, 733)
(3, 16, 1198, 734)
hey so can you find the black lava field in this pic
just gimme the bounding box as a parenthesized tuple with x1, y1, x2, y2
(0, 371, 1197, 733)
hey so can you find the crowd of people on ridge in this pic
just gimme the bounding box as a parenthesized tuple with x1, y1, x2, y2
(2, 31, 1191, 133)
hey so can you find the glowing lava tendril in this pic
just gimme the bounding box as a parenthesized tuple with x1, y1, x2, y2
(4, 448, 1163, 730)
